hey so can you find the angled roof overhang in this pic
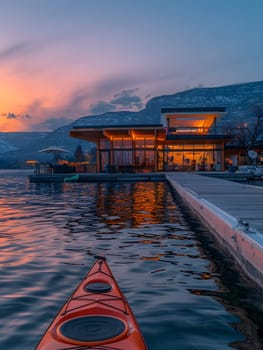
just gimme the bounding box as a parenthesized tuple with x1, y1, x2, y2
(70, 124, 164, 142)
(161, 107, 226, 129)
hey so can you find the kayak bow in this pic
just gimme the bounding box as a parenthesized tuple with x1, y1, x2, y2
(35, 256, 148, 349)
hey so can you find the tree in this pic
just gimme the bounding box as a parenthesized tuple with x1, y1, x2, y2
(225, 104, 263, 151)
(85, 147, 96, 163)
(249, 103, 263, 149)
(74, 145, 85, 162)
(223, 119, 249, 149)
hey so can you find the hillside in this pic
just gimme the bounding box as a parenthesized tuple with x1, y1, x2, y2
(1, 80, 263, 168)
(0, 132, 49, 153)
(73, 81, 263, 128)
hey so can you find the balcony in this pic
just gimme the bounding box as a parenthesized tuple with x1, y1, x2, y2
(165, 126, 228, 142)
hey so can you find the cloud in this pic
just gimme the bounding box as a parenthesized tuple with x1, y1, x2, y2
(61, 87, 91, 116)
(26, 87, 145, 130)
(51, 82, 145, 118)
(89, 89, 144, 115)
(24, 99, 46, 117)
(110, 89, 143, 109)
(0, 112, 32, 120)
(16, 73, 148, 130)
(93, 75, 141, 97)
(22, 98, 75, 131)
(32, 116, 74, 131)
(89, 101, 116, 115)
(0, 41, 37, 62)
(7, 112, 17, 119)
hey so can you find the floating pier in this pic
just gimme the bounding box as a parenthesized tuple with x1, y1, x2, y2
(166, 173, 263, 290)
(28, 172, 166, 183)
(28, 171, 250, 183)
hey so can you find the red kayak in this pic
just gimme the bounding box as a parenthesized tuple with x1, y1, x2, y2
(35, 256, 148, 349)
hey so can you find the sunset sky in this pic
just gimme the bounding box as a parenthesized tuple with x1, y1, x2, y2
(0, 0, 262, 132)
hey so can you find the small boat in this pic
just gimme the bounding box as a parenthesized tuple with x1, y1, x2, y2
(64, 174, 80, 182)
(35, 256, 148, 349)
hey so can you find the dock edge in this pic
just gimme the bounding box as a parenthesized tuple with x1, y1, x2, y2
(166, 174, 263, 290)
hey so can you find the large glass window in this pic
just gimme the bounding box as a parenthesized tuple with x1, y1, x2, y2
(157, 143, 221, 171)
(113, 150, 133, 166)
(135, 150, 155, 167)
(112, 138, 132, 149)
(135, 138, 154, 148)
(100, 138, 110, 149)
(100, 151, 108, 167)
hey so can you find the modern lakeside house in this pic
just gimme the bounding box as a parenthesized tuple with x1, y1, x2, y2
(69, 107, 230, 173)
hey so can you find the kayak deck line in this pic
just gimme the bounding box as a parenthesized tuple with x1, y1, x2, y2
(61, 292, 129, 316)
(61, 262, 130, 317)
(35, 256, 148, 349)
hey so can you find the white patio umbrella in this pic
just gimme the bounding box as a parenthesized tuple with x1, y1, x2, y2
(38, 146, 71, 161)
(38, 146, 71, 154)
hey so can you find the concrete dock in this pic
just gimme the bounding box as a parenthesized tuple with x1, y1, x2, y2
(28, 172, 166, 183)
(166, 173, 263, 290)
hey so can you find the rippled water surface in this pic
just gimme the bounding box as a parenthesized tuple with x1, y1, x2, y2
(0, 170, 263, 349)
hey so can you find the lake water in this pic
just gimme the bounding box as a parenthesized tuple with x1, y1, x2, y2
(0, 170, 263, 349)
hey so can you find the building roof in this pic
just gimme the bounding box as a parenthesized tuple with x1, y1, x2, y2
(70, 124, 165, 142)
(71, 123, 163, 130)
(161, 107, 226, 113)
(70, 107, 227, 143)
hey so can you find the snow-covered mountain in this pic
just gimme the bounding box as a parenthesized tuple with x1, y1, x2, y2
(0, 138, 17, 153)
(73, 81, 263, 128)
(1, 80, 263, 168)
(0, 132, 49, 154)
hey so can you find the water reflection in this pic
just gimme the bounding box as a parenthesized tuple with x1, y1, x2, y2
(177, 197, 263, 348)
(0, 173, 262, 349)
(96, 182, 178, 227)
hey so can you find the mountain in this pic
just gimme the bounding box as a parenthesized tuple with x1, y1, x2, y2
(0, 132, 49, 153)
(73, 81, 263, 128)
(146, 81, 263, 125)
(0, 138, 17, 153)
(1, 81, 263, 168)
(0, 126, 94, 168)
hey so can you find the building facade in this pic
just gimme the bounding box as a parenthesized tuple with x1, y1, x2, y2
(70, 107, 228, 173)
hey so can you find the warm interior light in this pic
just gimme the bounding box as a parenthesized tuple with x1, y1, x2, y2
(167, 113, 216, 133)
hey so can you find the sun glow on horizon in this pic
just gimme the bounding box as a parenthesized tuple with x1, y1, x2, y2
(0, 1, 262, 131)
(0, 118, 27, 132)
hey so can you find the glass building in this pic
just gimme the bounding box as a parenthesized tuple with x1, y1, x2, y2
(70, 107, 228, 173)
